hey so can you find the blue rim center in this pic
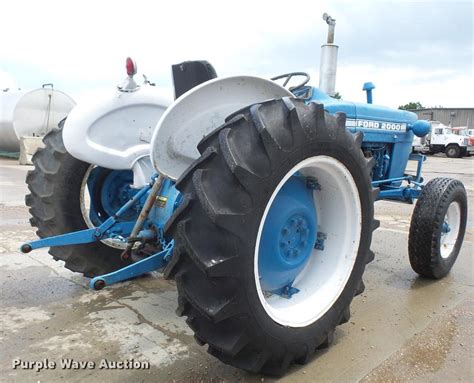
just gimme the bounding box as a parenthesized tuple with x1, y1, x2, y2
(279, 214, 311, 262)
(258, 175, 317, 293)
(442, 221, 451, 234)
(87, 168, 136, 225)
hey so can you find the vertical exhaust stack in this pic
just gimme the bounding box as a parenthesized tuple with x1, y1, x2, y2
(319, 13, 338, 96)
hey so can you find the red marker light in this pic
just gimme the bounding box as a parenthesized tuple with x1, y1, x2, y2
(126, 57, 137, 76)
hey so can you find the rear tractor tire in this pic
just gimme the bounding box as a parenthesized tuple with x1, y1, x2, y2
(25, 122, 132, 277)
(408, 177, 467, 279)
(164, 98, 379, 375)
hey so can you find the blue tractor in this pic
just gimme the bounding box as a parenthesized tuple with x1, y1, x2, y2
(22, 14, 467, 375)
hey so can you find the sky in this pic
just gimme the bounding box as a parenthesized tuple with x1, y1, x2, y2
(1, 0, 472, 108)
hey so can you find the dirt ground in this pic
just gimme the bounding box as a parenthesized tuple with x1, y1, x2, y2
(0, 155, 472, 383)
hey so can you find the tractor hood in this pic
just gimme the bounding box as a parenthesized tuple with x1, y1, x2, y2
(309, 87, 418, 132)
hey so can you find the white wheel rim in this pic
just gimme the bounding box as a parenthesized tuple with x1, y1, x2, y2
(440, 201, 461, 258)
(80, 166, 127, 249)
(254, 156, 362, 327)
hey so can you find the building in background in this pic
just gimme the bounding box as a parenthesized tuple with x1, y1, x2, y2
(410, 108, 473, 129)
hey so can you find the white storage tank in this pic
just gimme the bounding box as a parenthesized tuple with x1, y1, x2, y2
(0, 84, 76, 152)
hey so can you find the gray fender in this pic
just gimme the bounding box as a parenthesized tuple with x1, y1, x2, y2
(63, 86, 172, 170)
(150, 76, 293, 181)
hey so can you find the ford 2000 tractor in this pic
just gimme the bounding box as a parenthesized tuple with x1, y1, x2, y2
(22, 14, 467, 375)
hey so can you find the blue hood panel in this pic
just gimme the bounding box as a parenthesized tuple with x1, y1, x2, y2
(309, 87, 417, 126)
(306, 87, 418, 180)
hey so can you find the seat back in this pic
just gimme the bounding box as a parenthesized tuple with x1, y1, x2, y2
(172, 60, 217, 99)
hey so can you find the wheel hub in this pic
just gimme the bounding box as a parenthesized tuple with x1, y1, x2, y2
(440, 201, 461, 258)
(442, 221, 451, 234)
(279, 214, 311, 262)
(86, 167, 135, 225)
(258, 176, 317, 293)
(81, 166, 137, 249)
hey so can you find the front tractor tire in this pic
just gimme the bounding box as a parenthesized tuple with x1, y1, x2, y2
(408, 177, 467, 279)
(25, 123, 132, 277)
(164, 98, 379, 375)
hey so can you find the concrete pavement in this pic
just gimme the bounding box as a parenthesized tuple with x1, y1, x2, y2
(0, 155, 472, 382)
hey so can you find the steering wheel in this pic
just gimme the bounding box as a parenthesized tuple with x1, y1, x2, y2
(271, 72, 310, 91)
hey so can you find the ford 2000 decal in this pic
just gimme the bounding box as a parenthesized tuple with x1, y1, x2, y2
(346, 119, 407, 132)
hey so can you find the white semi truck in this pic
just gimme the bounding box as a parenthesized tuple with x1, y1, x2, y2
(413, 121, 473, 157)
